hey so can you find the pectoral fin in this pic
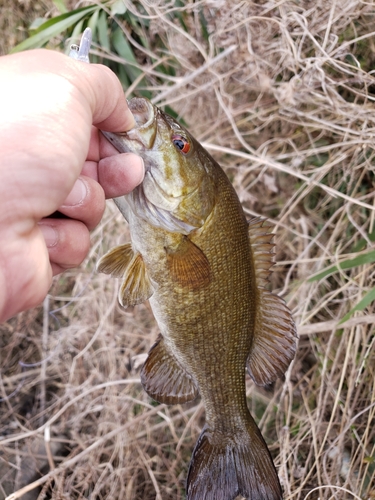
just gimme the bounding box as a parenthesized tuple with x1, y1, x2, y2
(97, 244, 154, 307)
(166, 237, 211, 290)
(119, 253, 154, 307)
(247, 218, 297, 385)
(97, 243, 135, 277)
(141, 335, 199, 404)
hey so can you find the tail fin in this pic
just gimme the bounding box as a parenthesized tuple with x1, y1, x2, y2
(186, 419, 282, 500)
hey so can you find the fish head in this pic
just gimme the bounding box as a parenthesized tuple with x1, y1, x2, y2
(102, 98, 217, 233)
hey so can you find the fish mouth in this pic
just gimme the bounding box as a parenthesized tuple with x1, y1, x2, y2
(102, 98, 157, 153)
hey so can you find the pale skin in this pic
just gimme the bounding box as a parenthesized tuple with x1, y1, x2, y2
(0, 49, 144, 322)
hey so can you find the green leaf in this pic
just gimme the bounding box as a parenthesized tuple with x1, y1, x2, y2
(111, 0, 127, 16)
(112, 28, 138, 65)
(350, 229, 375, 252)
(172, 0, 188, 32)
(11, 6, 97, 53)
(308, 249, 375, 282)
(52, 0, 68, 14)
(118, 65, 131, 89)
(112, 28, 142, 82)
(339, 287, 375, 323)
(87, 8, 100, 35)
(29, 18, 46, 31)
(199, 9, 210, 41)
(97, 11, 110, 52)
(164, 105, 188, 127)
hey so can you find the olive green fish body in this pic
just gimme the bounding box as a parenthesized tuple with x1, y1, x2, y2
(98, 98, 297, 499)
(134, 164, 252, 415)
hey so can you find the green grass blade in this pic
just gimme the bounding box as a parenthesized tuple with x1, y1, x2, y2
(339, 287, 375, 323)
(308, 249, 375, 282)
(97, 11, 110, 52)
(29, 18, 46, 30)
(351, 229, 375, 252)
(199, 9, 210, 41)
(11, 6, 97, 52)
(172, 0, 188, 32)
(111, 0, 127, 16)
(118, 65, 131, 89)
(87, 8, 100, 36)
(112, 28, 142, 82)
(52, 0, 68, 14)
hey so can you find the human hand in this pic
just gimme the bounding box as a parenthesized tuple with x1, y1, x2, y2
(0, 49, 144, 322)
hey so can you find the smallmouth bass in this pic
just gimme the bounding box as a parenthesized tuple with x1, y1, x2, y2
(98, 98, 297, 499)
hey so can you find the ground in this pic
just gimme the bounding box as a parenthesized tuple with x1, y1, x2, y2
(1, 1, 375, 499)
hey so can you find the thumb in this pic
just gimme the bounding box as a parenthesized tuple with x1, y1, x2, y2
(72, 61, 136, 132)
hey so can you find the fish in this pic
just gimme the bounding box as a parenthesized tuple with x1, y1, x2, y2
(97, 97, 297, 500)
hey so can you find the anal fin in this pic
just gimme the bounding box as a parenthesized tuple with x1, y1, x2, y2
(97, 244, 154, 307)
(141, 335, 199, 404)
(247, 217, 297, 385)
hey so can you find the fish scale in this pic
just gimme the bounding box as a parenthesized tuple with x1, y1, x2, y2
(97, 97, 297, 499)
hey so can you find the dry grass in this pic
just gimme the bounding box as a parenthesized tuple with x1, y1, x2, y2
(1, 0, 375, 499)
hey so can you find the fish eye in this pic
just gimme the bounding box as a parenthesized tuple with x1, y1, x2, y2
(172, 134, 190, 154)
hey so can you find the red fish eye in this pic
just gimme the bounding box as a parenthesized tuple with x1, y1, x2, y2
(172, 135, 190, 154)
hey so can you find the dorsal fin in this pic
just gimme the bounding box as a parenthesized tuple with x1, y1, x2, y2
(247, 218, 275, 287)
(247, 217, 297, 386)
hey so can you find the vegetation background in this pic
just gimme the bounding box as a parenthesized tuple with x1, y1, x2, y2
(0, 0, 375, 499)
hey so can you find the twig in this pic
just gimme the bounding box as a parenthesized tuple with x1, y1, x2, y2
(5, 404, 167, 500)
(152, 45, 237, 104)
(202, 143, 375, 211)
(298, 314, 375, 335)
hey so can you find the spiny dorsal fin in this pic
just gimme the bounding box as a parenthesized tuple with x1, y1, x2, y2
(97, 244, 154, 307)
(247, 217, 297, 386)
(166, 237, 211, 290)
(141, 335, 199, 404)
(247, 217, 275, 288)
(96, 243, 135, 277)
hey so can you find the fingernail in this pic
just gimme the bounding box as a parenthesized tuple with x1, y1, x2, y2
(39, 224, 58, 248)
(62, 178, 87, 207)
(131, 155, 145, 184)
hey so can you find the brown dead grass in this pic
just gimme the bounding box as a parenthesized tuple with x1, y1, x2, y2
(1, 0, 375, 499)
